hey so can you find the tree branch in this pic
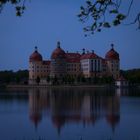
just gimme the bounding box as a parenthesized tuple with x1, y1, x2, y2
(78, 0, 139, 35)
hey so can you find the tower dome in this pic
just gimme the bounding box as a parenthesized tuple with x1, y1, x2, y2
(51, 42, 66, 59)
(29, 46, 42, 62)
(105, 44, 119, 60)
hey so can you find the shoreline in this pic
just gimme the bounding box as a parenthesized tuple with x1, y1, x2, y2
(2, 83, 139, 90)
(6, 84, 111, 89)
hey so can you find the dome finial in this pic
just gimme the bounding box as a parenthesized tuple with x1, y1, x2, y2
(111, 43, 114, 49)
(57, 41, 60, 48)
(35, 46, 38, 52)
(82, 48, 85, 54)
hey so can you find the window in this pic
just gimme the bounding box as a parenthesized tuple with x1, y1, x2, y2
(95, 60, 97, 72)
(98, 60, 100, 71)
(91, 60, 93, 72)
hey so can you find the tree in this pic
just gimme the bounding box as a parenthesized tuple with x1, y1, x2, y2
(51, 75, 59, 85)
(36, 76, 40, 85)
(0, 70, 28, 84)
(46, 75, 50, 83)
(78, 0, 140, 35)
(0, 0, 26, 16)
(1, 0, 139, 34)
(121, 69, 140, 84)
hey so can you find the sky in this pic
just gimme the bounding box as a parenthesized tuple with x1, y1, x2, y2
(0, 0, 140, 71)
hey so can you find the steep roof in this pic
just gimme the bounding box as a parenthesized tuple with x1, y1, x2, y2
(29, 47, 42, 62)
(105, 45, 119, 60)
(66, 53, 81, 63)
(51, 42, 66, 59)
(80, 52, 100, 60)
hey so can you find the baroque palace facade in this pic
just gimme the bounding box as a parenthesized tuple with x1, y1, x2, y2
(29, 42, 120, 84)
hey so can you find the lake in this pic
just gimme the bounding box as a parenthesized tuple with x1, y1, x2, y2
(0, 87, 140, 140)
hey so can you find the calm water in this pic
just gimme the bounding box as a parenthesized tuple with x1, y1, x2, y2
(0, 87, 140, 140)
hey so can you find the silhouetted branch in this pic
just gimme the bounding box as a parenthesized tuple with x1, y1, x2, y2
(124, 12, 140, 29)
(126, 0, 133, 16)
(0, 0, 27, 16)
(78, 0, 140, 35)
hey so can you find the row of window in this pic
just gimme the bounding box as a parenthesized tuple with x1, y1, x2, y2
(82, 63, 89, 67)
(81, 59, 88, 63)
(30, 75, 49, 79)
(82, 68, 89, 71)
(67, 68, 80, 71)
(111, 61, 119, 64)
(67, 64, 79, 67)
(111, 64, 119, 68)
(112, 68, 119, 71)
(31, 70, 50, 72)
(30, 68, 119, 73)
(30, 65, 49, 69)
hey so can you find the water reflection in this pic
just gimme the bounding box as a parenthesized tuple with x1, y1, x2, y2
(28, 88, 120, 133)
(1, 88, 140, 139)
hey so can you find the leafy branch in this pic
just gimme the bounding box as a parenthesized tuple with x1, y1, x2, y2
(0, 0, 27, 16)
(78, 0, 140, 36)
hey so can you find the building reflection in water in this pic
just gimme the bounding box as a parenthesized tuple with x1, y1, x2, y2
(28, 88, 120, 133)
(29, 88, 50, 129)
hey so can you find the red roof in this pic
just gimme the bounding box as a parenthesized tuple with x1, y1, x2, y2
(42, 60, 51, 65)
(51, 42, 66, 59)
(51, 47, 66, 59)
(80, 52, 100, 60)
(29, 50, 42, 62)
(105, 47, 119, 60)
(66, 53, 81, 63)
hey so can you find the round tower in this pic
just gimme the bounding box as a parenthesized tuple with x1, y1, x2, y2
(105, 44, 120, 79)
(29, 46, 43, 84)
(50, 41, 66, 79)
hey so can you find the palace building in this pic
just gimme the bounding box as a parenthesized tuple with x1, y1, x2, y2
(29, 42, 120, 84)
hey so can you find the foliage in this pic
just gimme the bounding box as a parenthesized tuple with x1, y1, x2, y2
(49, 74, 114, 85)
(46, 75, 50, 83)
(51, 75, 59, 85)
(121, 69, 140, 84)
(78, 0, 140, 35)
(0, 0, 140, 34)
(36, 76, 40, 85)
(0, 0, 26, 16)
(1, 68, 140, 85)
(0, 69, 28, 84)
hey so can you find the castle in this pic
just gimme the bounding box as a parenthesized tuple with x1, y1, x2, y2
(29, 42, 120, 84)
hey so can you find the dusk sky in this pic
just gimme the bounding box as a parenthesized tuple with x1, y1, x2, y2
(0, 0, 140, 71)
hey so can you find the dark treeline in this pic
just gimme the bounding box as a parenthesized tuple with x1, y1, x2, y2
(47, 75, 114, 85)
(0, 69, 140, 85)
(0, 70, 28, 85)
(121, 68, 140, 84)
